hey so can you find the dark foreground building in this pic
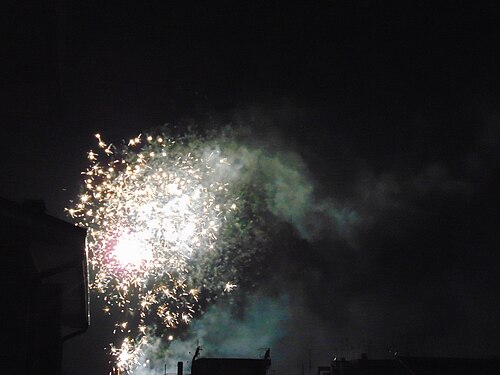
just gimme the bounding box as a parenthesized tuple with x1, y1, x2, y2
(190, 348, 271, 375)
(0, 198, 88, 375)
(329, 355, 500, 375)
(192, 358, 271, 375)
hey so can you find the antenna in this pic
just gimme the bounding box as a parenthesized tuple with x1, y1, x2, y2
(191, 346, 201, 363)
(257, 347, 270, 359)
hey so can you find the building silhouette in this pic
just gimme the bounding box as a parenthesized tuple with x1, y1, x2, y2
(189, 346, 271, 375)
(0, 198, 88, 375)
(327, 354, 500, 375)
(191, 357, 271, 375)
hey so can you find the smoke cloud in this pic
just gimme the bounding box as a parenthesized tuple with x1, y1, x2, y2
(134, 294, 291, 374)
(158, 109, 499, 373)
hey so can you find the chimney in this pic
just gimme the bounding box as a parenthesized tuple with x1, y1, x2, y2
(177, 361, 183, 375)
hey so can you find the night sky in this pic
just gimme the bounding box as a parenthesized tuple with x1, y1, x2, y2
(3, 1, 500, 374)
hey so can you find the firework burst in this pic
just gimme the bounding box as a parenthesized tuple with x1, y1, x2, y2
(68, 130, 260, 373)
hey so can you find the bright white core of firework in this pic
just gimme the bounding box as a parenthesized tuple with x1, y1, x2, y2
(113, 236, 152, 267)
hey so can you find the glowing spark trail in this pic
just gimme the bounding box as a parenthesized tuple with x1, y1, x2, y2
(68, 131, 256, 373)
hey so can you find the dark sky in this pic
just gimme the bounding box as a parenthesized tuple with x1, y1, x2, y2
(3, 1, 500, 374)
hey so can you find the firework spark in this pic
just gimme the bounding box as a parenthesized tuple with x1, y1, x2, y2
(68, 131, 255, 373)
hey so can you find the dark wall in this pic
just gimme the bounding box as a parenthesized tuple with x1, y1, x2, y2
(0, 238, 33, 374)
(31, 284, 63, 375)
(192, 358, 270, 375)
(0, 210, 65, 375)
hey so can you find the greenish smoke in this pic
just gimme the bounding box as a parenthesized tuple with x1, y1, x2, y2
(219, 142, 359, 240)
